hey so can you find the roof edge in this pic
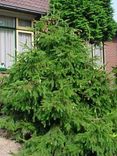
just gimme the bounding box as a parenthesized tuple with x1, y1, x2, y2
(0, 3, 48, 15)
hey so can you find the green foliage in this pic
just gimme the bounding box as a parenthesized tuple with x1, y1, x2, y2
(0, 17, 117, 156)
(113, 66, 117, 84)
(0, 68, 7, 71)
(18, 121, 117, 156)
(0, 116, 36, 141)
(51, 0, 117, 43)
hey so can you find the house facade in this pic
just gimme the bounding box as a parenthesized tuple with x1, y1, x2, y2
(90, 41, 117, 73)
(0, 0, 116, 72)
(0, 0, 48, 68)
(104, 37, 117, 72)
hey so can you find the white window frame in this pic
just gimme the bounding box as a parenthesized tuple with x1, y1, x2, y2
(0, 15, 34, 67)
(92, 43, 104, 67)
(16, 18, 33, 31)
(16, 18, 34, 52)
(16, 30, 34, 52)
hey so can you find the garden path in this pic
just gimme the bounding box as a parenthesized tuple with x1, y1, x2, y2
(0, 137, 21, 156)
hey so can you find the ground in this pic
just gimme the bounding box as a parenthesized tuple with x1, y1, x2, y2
(0, 137, 21, 156)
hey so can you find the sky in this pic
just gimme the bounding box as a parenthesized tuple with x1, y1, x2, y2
(112, 0, 117, 21)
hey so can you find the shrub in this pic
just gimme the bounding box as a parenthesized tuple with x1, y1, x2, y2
(113, 66, 117, 84)
(0, 16, 117, 156)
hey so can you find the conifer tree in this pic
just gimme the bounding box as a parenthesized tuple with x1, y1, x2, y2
(0, 16, 117, 156)
(51, 0, 117, 43)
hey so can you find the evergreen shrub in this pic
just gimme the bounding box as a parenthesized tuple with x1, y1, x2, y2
(0, 16, 117, 156)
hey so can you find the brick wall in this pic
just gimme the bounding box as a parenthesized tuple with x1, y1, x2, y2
(104, 37, 117, 73)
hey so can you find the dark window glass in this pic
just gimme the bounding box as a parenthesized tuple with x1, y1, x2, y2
(0, 16, 15, 28)
(18, 19, 32, 27)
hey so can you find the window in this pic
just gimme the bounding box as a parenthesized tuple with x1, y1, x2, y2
(18, 31, 33, 52)
(0, 16, 33, 68)
(93, 44, 104, 66)
(0, 29, 15, 68)
(16, 18, 33, 53)
(18, 19, 32, 27)
(0, 16, 15, 28)
(0, 16, 15, 68)
(89, 43, 104, 67)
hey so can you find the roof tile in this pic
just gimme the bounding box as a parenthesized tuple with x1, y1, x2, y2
(0, 0, 49, 14)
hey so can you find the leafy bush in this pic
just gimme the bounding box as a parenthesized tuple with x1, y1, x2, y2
(0, 16, 117, 156)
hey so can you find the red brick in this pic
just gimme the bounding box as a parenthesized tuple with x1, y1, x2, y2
(104, 37, 117, 72)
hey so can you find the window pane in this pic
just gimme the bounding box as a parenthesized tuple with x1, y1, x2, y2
(89, 43, 104, 67)
(0, 16, 15, 28)
(93, 45, 104, 66)
(18, 32, 32, 52)
(18, 19, 32, 27)
(0, 29, 15, 68)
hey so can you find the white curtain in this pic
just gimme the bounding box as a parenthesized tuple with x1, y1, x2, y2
(89, 43, 104, 67)
(18, 32, 32, 52)
(0, 16, 15, 28)
(93, 45, 103, 66)
(0, 29, 15, 68)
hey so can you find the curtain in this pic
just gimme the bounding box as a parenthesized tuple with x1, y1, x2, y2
(93, 45, 103, 66)
(18, 32, 32, 52)
(88, 43, 104, 67)
(0, 29, 15, 68)
(0, 16, 15, 28)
